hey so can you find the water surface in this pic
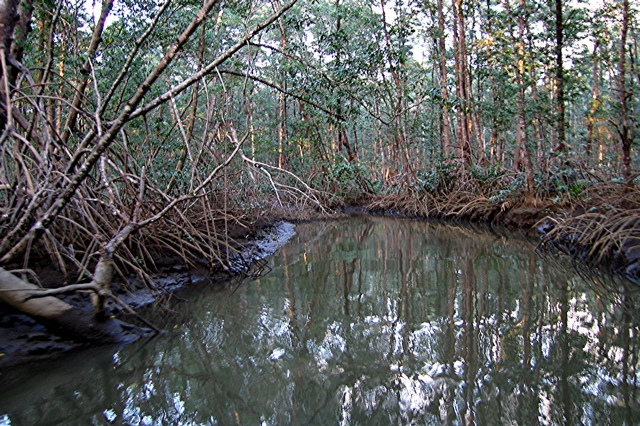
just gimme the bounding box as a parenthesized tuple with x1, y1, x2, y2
(1, 217, 639, 425)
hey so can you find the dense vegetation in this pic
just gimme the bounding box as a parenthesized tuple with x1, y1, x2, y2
(0, 0, 637, 338)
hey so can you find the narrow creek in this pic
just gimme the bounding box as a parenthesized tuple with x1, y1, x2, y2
(1, 216, 639, 425)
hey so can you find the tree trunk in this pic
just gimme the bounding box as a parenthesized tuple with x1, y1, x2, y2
(452, 0, 472, 165)
(8, 0, 34, 86)
(60, 0, 114, 145)
(618, 0, 633, 181)
(166, 18, 207, 194)
(0, 268, 144, 343)
(0, 0, 20, 131)
(0, 0, 301, 344)
(0, 0, 223, 264)
(380, 0, 408, 175)
(553, 0, 567, 153)
(436, 0, 452, 157)
(527, 31, 545, 173)
(516, 0, 535, 198)
(586, 41, 600, 164)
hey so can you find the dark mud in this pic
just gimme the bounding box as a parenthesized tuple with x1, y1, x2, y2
(535, 217, 640, 284)
(0, 221, 296, 369)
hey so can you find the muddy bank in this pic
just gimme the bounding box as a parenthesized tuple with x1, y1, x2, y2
(535, 212, 640, 284)
(2, 194, 638, 369)
(0, 221, 297, 369)
(353, 191, 640, 285)
(330, 197, 552, 231)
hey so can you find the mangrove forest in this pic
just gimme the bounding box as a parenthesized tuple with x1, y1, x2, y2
(0, 0, 638, 361)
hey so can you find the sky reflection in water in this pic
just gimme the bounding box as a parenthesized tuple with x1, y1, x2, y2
(1, 217, 639, 425)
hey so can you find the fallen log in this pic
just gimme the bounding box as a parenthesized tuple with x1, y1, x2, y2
(0, 267, 149, 343)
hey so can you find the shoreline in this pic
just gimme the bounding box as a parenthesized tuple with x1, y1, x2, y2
(0, 220, 298, 369)
(2, 190, 639, 369)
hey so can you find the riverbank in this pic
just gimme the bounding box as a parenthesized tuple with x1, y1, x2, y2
(5, 215, 636, 425)
(0, 220, 298, 368)
(1, 178, 638, 368)
(351, 181, 640, 284)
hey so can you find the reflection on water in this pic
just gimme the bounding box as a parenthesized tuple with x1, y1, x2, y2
(1, 217, 639, 425)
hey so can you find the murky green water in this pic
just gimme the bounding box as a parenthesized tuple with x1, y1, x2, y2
(1, 217, 639, 425)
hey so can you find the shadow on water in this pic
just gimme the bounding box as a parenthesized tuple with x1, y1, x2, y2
(1, 216, 639, 425)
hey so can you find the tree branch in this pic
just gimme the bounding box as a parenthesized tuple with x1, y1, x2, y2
(1, 0, 220, 264)
(218, 68, 341, 119)
(127, 0, 299, 121)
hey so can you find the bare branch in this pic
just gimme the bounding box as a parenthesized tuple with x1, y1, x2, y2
(127, 0, 299, 121)
(218, 69, 341, 119)
(1, 0, 220, 264)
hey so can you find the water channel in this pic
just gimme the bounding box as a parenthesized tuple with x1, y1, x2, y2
(1, 216, 639, 425)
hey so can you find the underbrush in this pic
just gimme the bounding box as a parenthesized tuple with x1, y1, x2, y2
(353, 162, 639, 226)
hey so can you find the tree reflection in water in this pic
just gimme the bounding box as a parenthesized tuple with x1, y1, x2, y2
(1, 217, 639, 425)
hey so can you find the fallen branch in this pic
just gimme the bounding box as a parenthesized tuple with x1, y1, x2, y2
(24, 281, 162, 334)
(0, 267, 147, 342)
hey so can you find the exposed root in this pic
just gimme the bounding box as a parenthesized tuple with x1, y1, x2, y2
(537, 208, 640, 283)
